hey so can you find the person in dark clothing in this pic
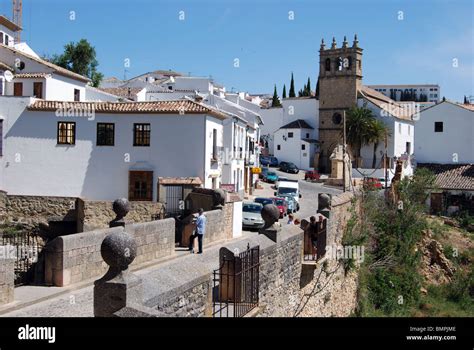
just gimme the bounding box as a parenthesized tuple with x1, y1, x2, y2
(188, 208, 207, 254)
(308, 215, 319, 259)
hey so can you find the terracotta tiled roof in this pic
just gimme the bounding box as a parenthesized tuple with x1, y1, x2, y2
(417, 163, 474, 191)
(0, 60, 13, 71)
(98, 87, 144, 99)
(0, 44, 90, 83)
(459, 103, 474, 111)
(28, 99, 228, 119)
(358, 85, 413, 121)
(280, 119, 314, 129)
(15, 72, 51, 79)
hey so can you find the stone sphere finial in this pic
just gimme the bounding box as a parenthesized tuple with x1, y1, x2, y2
(101, 231, 137, 271)
(212, 188, 226, 207)
(318, 193, 331, 211)
(113, 198, 130, 219)
(261, 204, 280, 229)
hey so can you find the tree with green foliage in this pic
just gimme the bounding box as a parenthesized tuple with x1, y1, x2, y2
(289, 72, 296, 97)
(271, 84, 281, 107)
(50, 39, 103, 87)
(367, 119, 389, 168)
(306, 77, 311, 96)
(282, 84, 287, 99)
(344, 106, 385, 163)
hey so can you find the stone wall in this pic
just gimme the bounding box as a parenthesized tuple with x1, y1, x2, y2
(204, 205, 233, 245)
(77, 199, 165, 232)
(45, 218, 175, 287)
(0, 194, 77, 226)
(117, 191, 360, 318)
(0, 258, 14, 305)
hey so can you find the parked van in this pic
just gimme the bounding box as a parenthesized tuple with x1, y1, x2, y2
(274, 179, 301, 211)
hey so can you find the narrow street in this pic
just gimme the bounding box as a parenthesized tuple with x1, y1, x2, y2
(243, 169, 342, 233)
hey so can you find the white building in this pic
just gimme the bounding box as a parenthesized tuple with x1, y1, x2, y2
(0, 15, 20, 47)
(139, 76, 264, 195)
(273, 119, 318, 170)
(259, 97, 319, 162)
(357, 86, 416, 178)
(0, 98, 226, 201)
(367, 84, 441, 103)
(0, 43, 90, 101)
(415, 101, 474, 164)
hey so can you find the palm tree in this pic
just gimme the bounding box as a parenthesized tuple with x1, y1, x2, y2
(344, 106, 387, 168)
(367, 119, 389, 168)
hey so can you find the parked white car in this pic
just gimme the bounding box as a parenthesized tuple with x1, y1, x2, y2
(242, 202, 264, 229)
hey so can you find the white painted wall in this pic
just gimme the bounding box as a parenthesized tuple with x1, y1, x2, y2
(204, 116, 224, 189)
(232, 201, 243, 238)
(43, 74, 86, 101)
(415, 102, 474, 164)
(358, 99, 415, 177)
(273, 127, 315, 169)
(5, 77, 46, 97)
(259, 98, 319, 155)
(0, 25, 16, 46)
(0, 96, 223, 200)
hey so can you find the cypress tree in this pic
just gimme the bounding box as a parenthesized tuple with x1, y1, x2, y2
(289, 73, 296, 97)
(282, 84, 287, 99)
(306, 77, 311, 96)
(271, 84, 281, 107)
(315, 78, 320, 99)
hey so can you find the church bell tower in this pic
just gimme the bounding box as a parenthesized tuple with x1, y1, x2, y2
(318, 35, 363, 173)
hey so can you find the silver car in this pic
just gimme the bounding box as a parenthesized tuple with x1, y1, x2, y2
(242, 202, 264, 229)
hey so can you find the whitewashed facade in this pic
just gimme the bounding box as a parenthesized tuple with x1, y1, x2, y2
(357, 88, 416, 178)
(259, 97, 319, 163)
(0, 97, 226, 201)
(0, 44, 90, 101)
(415, 101, 474, 164)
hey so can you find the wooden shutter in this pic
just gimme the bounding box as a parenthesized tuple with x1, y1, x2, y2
(13, 82, 23, 96)
(33, 82, 43, 99)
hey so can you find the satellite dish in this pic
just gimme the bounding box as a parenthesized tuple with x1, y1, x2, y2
(3, 70, 13, 82)
(16, 61, 25, 71)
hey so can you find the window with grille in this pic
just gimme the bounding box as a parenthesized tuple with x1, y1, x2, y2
(133, 123, 151, 146)
(57, 122, 76, 145)
(97, 123, 115, 146)
(129, 171, 153, 201)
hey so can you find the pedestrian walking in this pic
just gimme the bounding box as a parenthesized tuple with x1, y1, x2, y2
(189, 208, 206, 254)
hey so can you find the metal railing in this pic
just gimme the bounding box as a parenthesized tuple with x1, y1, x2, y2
(1, 231, 42, 286)
(212, 244, 260, 317)
(303, 218, 327, 262)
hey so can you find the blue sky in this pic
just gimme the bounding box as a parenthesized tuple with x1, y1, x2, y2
(2, 0, 472, 100)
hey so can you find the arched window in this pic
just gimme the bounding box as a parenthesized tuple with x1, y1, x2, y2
(325, 58, 331, 71)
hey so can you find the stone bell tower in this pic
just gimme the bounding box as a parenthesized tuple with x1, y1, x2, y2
(318, 35, 363, 173)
